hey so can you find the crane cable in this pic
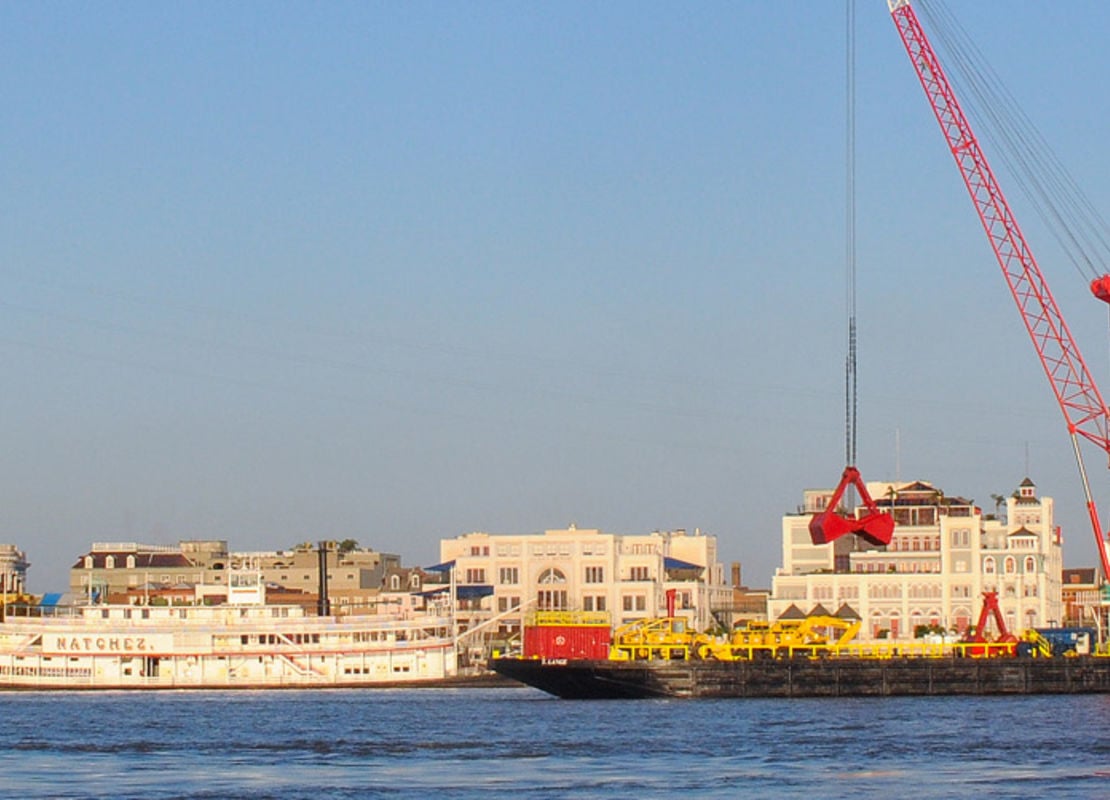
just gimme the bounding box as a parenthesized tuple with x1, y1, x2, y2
(845, 0, 858, 471)
(917, 0, 1110, 442)
(845, 0, 859, 511)
(917, 0, 1110, 284)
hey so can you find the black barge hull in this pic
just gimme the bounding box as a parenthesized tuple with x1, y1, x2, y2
(491, 656, 1110, 699)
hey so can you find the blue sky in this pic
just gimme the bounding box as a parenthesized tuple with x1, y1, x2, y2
(3, 2, 1110, 592)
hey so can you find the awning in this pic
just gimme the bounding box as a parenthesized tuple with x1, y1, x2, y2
(664, 556, 703, 571)
(424, 560, 456, 573)
(415, 584, 494, 600)
(457, 584, 494, 600)
(40, 593, 65, 607)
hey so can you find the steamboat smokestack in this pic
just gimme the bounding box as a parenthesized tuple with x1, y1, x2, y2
(317, 541, 331, 616)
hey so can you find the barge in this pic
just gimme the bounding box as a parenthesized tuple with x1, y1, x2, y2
(492, 603, 1110, 699)
(491, 654, 1110, 699)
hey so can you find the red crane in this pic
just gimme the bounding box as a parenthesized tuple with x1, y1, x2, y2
(888, 0, 1110, 579)
(962, 590, 1018, 657)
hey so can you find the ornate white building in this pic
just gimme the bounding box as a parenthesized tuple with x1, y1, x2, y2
(438, 525, 731, 641)
(770, 478, 1062, 641)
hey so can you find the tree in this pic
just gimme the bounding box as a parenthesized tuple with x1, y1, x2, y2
(338, 539, 359, 555)
(991, 493, 1007, 522)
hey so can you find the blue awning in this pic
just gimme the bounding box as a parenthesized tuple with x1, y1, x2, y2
(457, 584, 494, 599)
(40, 593, 66, 607)
(414, 584, 494, 600)
(424, 560, 456, 573)
(664, 557, 703, 571)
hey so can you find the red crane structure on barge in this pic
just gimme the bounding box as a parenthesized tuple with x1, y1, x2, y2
(887, 0, 1110, 579)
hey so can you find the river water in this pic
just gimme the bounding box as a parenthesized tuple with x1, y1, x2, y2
(2, 687, 1108, 799)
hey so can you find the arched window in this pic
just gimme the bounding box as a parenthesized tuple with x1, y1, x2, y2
(910, 610, 923, 633)
(84, 556, 93, 569)
(389, 574, 400, 591)
(126, 555, 136, 569)
(538, 568, 566, 584)
(952, 606, 971, 635)
(983, 556, 996, 575)
(409, 573, 421, 589)
(1004, 557, 1016, 574)
(1024, 556, 1036, 574)
(536, 568, 568, 610)
(105, 555, 115, 569)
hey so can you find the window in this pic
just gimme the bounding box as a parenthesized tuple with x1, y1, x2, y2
(537, 589, 567, 610)
(499, 567, 519, 585)
(629, 566, 650, 582)
(105, 556, 115, 569)
(584, 566, 604, 584)
(465, 568, 486, 584)
(390, 575, 400, 590)
(584, 595, 609, 612)
(536, 568, 567, 610)
(498, 596, 519, 613)
(984, 556, 996, 575)
(537, 568, 566, 585)
(622, 594, 646, 611)
(1024, 556, 1036, 574)
(1004, 557, 1016, 575)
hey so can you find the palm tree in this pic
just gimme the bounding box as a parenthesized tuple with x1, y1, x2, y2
(990, 493, 1006, 522)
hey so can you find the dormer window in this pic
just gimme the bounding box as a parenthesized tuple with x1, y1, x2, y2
(84, 556, 93, 569)
(105, 555, 115, 569)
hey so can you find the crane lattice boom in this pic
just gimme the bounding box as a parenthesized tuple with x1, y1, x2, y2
(888, 0, 1110, 578)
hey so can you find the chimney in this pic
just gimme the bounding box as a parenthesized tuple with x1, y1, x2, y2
(317, 541, 331, 616)
(731, 561, 742, 588)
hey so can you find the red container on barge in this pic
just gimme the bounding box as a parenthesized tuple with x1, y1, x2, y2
(522, 611, 611, 660)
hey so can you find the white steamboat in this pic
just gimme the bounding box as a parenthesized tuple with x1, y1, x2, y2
(0, 574, 458, 689)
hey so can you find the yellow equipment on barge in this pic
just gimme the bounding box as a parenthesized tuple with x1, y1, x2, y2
(608, 613, 1080, 663)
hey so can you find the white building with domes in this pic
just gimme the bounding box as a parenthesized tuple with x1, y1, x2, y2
(769, 478, 1062, 641)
